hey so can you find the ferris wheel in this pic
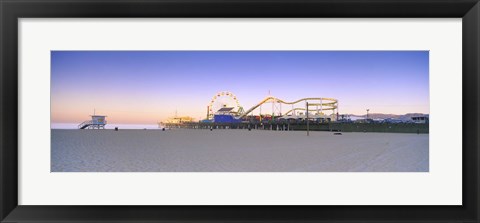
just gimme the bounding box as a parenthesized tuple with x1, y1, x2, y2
(208, 91, 243, 119)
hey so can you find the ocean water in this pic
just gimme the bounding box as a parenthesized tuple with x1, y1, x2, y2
(51, 123, 160, 130)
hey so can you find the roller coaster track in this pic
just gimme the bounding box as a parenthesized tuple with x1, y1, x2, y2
(239, 96, 338, 118)
(283, 107, 335, 115)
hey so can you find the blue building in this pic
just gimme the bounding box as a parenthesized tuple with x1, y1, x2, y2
(213, 107, 241, 123)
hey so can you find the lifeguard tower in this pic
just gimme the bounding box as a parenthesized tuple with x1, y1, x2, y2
(78, 111, 107, 129)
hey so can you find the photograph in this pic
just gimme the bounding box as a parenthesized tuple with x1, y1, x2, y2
(51, 50, 429, 172)
(3, 0, 478, 221)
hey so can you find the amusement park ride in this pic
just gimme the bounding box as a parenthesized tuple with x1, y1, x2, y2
(205, 91, 339, 123)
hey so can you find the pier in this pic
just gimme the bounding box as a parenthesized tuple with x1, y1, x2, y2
(164, 121, 429, 134)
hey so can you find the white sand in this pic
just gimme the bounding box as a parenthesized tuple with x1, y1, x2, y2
(51, 129, 428, 172)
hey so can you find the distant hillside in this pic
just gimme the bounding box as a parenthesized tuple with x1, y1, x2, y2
(344, 113, 429, 121)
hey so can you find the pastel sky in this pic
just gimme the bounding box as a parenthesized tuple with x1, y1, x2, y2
(51, 51, 429, 125)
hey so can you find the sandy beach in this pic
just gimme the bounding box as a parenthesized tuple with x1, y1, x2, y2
(51, 129, 428, 172)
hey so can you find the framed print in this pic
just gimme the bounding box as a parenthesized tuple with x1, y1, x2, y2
(1, 0, 479, 222)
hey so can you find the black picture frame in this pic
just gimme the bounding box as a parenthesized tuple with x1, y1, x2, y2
(1, 0, 479, 222)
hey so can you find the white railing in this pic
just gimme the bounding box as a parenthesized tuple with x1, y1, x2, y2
(78, 120, 93, 129)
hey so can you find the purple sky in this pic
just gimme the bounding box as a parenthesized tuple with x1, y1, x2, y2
(51, 51, 429, 125)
